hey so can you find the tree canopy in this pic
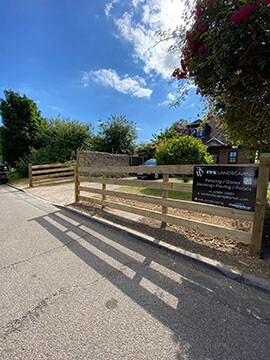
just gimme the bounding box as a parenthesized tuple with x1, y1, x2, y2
(0, 127, 3, 162)
(136, 119, 190, 160)
(135, 141, 156, 160)
(0, 90, 43, 165)
(152, 119, 188, 143)
(15, 118, 93, 176)
(172, 0, 270, 153)
(93, 115, 137, 154)
(36, 118, 93, 163)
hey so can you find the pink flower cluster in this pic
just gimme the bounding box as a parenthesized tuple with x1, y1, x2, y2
(231, 4, 257, 22)
(231, 0, 269, 23)
(172, 68, 187, 80)
(173, 0, 270, 81)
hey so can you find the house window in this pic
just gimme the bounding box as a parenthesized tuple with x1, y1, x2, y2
(196, 127, 203, 137)
(228, 151, 238, 164)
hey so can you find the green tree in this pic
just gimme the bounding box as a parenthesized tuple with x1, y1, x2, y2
(135, 141, 156, 160)
(135, 119, 190, 160)
(0, 90, 43, 165)
(152, 119, 188, 143)
(172, 0, 270, 153)
(93, 115, 137, 154)
(156, 135, 212, 165)
(0, 127, 3, 161)
(16, 118, 93, 176)
(37, 118, 93, 162)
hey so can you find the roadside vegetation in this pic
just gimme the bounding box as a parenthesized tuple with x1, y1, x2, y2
(0, 90, 214, 182)
(0, 90, 139, 178)
(8, 170, 28, 189)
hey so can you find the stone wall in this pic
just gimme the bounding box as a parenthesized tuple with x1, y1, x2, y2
(77, 151, 130, 169)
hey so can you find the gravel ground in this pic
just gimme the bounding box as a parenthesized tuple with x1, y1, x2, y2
(72, 198, 270, 279)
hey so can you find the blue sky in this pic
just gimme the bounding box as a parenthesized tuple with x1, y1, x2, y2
(0, 0, 202, 143)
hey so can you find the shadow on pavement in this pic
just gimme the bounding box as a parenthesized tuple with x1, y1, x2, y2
(29, 206, 270, 359)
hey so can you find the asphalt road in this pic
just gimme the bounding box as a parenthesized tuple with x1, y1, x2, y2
(0, 184, 270, 360)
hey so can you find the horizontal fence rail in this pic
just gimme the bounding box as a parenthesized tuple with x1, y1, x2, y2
(29, 162, 75, 187)
(75, 162, 265, 249)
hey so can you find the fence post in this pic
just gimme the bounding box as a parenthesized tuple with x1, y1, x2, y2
(250, 154, 270, 257)
(102, 172, 106, 209)
(161, 172, 169, 228)
(28, 163, 33, 187)
(74, 163, 79, 202)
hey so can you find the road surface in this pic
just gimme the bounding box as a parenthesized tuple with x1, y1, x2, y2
(0, 185, 270, 359)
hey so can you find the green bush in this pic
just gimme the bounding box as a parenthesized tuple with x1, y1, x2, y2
(15, 148, 49, 177)
(14, 118, 93, 178)
(15, 157, 30, 178)
(156, 135, 213, 165)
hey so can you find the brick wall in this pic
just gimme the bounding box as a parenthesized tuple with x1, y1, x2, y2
(218, 148, 252, 164)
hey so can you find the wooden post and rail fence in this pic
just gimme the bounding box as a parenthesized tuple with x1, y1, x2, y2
(28, 162, 75, 187)
(29, 154, 270, 258)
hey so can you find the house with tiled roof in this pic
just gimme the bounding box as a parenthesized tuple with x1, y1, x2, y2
(186, 118, 253, 164)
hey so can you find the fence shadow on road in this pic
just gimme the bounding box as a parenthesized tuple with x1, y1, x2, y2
(30, 207, 270, 359)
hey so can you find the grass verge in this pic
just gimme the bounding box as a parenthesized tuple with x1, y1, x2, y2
(118, 186, 192, 201)
(8, 171, 29, 189)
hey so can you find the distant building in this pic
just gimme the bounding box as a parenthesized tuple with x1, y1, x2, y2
(185, 118, 253, 164)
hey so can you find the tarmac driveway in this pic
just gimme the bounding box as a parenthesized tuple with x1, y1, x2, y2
(26, 181, 121, 205)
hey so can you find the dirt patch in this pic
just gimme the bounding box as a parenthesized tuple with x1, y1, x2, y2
(71, 198, 270, 279)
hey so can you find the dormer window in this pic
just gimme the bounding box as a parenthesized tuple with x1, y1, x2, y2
(196, 127, 203, 137)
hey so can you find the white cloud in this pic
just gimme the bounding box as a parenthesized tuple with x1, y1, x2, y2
(158, 92, 177, 106)
(81, 71, 90, 87)
(85, 68, 152, 98)
(132, 0, 144, 7)
(104, 0, 120, 17)
(109, 0, 187, 79)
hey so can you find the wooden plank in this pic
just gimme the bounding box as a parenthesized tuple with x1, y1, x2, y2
(74, 163, 79, 202)
(28, 163, 33, 187)
(102, 173, 106, 209)
(33, 171, 75, 180)
(250, 157, 270, 257)
(161, 173, 169, 228)
(259, 153, 270, 167)
(79, 176, 193, 192)
(32, 177, 74, 187)
(78, 186, 254, 221)
(78, 163, 259, 175)
(79, 186, 103, 194)
(78, 164, 194, 175)
(32, 167, 75, 175)
(32, 162, 75, 169)
(78, 195, 251, 244)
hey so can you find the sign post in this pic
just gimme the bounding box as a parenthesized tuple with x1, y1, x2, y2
(250, 155, 270, 257)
